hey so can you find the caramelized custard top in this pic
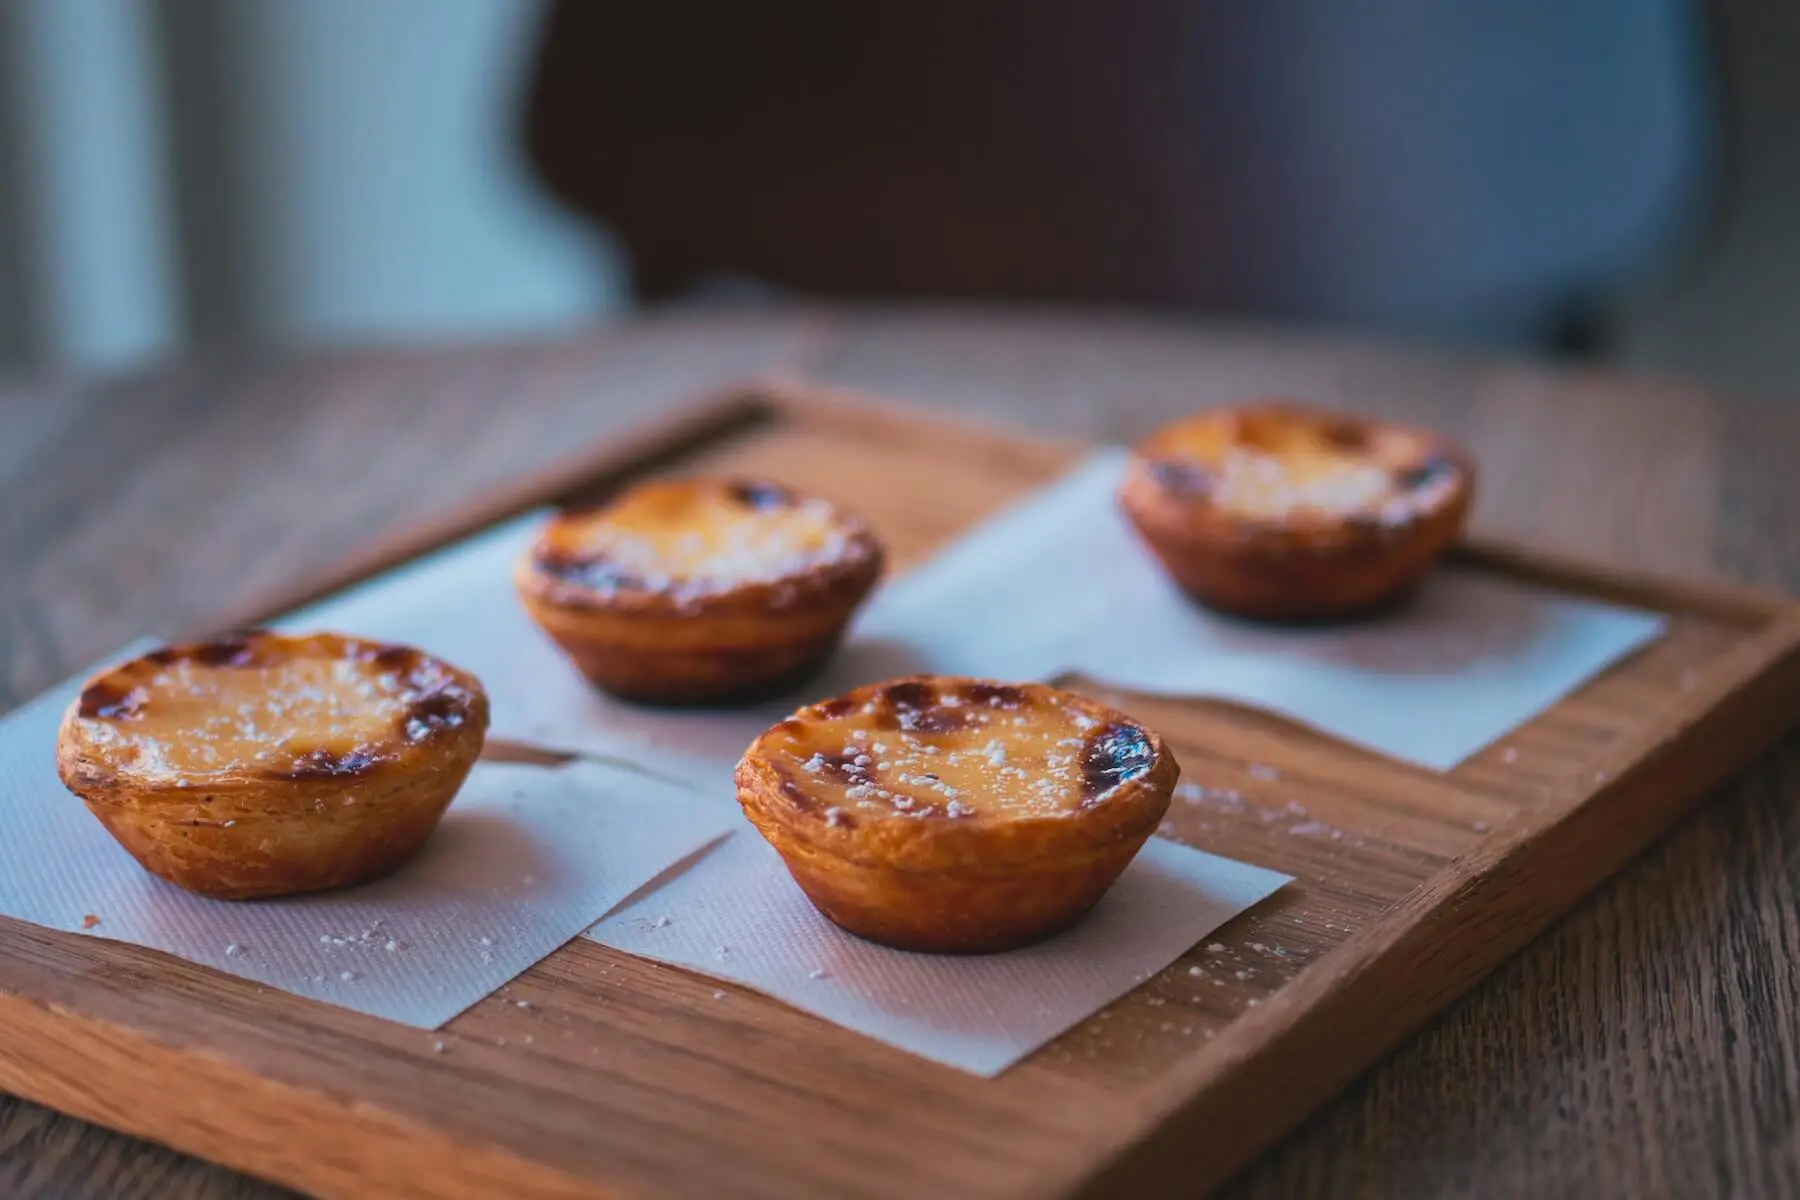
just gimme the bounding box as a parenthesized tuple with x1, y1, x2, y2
(1137, 403, 1464, 527)
(69, 631, 484, 782)
(756, 677, 1160, 822)
(530, 478, 875, 604)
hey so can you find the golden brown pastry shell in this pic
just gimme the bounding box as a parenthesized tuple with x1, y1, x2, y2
(736, 677, 1179, 954)
(1118, 403, 1475, 622)
(56, 632, 489, 900)
(515, 487, 885, 706)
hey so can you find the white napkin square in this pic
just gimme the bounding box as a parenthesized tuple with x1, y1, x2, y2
(589, 824, 1291, 1076)
(0, 645, 738, 1028)
(971, 451, 1669, 769)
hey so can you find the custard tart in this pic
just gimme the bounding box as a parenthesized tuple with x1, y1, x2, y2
(515, 478, 885, 706)
(736, 676, 1178, 953)
(1118, 401, 1474, 621)
(56, 630, 488, 899)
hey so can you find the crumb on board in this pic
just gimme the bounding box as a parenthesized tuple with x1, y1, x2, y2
(515, 999, 532, 1010)
(713, 990, 727, 1000)
(81, 914, 101, 929)
(432, 1040, 447, 1053)
(1206, 942, 1227, 953)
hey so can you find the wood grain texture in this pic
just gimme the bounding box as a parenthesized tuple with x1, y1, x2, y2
(2, 308, 1798, 1198)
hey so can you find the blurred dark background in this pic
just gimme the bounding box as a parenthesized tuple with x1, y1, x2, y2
(2, 0, 1796, 396)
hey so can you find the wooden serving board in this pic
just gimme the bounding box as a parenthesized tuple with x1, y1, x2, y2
(4, 383, 1800, 1200)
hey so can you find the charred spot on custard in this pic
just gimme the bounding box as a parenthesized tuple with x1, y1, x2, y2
(1079, 722, 1156, 801)
(874, 679, 986, 733)
(726, 480, 795, 511)
(403, 689, 471, 741)
(882, 680, 937, 711)
(134, 632, 264, 671)
(369, 643, 422, 671)
(906, 707, 971, 734)
(1395, 454, 1456, 491)
(533, 548, 645, 593)
(77, 680, 144, 720)
(287, 745, 382, 779)
(1149, 458, 1212, 497)
(965, 683, 1026, 709)
(190, 634, 263, 669)
(1320, 421, 1368, 452)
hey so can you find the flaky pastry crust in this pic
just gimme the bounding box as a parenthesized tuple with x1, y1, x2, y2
(737, 676, 1179, 953)
(56, 630, 488, 899)
(1118, 401, 1475, 621)
(515, 478, 884, 705)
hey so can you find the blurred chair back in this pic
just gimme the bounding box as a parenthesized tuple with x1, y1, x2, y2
(525, 1, 1717, 347)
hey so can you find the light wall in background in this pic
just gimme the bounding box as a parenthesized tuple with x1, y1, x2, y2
(0, 0, 623, 380)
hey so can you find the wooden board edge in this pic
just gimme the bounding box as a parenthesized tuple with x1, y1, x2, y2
(1059, 609, 1800, 1198)
(0, 989, 615, 1200)
(1452, 536, 1795, 625)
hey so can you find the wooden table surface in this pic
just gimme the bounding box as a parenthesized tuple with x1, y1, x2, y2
(2, 307, 1797, 1199)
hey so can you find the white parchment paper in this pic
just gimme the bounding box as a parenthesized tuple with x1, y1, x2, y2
(0, 645, 737, 1028)
(588, 823, 1291, 1076)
